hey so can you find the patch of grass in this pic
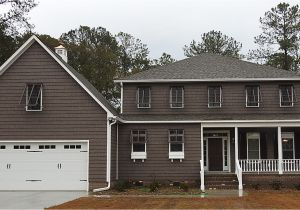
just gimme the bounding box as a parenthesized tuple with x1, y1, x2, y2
(138, 187, 151, 193)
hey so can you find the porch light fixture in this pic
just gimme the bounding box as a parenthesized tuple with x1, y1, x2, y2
(282, 139, 289, 142)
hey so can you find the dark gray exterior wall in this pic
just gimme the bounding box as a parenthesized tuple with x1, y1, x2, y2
(0, 42, 108, 189)
(123, 82, 300, 115)
(118, 123, 201, 182)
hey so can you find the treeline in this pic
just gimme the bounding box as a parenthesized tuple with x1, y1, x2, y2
(0, 1, 300, 106)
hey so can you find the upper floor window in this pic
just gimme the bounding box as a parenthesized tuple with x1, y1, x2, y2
(170, 86, 184, 108)
(168, 129, 184, 160)
(25, 83, 43, 111)
(208, 86, 222, 108)
(279, 85, 294, 107)
(246, 85, 260, 107)
(131, 130, 147, 160)
(137, 87, 151, 108)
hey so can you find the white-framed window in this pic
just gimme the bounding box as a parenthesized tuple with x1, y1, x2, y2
(137, 87, 151, 108)
(168, 129, 184, 160)
(208, 86, 222, 108)
(25, 83, 43, 111)
(130, 130, 147, 160)
(279, 85, 294, 107)
(246, 85, 260, 107)
(282, 132, 295, 159)
(247, 132, 260, 159)
(14, 145, 31, 150)
(170, 86, 184, 108)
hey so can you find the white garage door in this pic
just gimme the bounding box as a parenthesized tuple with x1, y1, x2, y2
(0, 141, 88, 191)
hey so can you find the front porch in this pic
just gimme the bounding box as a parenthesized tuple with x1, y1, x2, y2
(200, 123, 300, 191)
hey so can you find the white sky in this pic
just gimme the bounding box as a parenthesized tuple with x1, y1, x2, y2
(29, 0, 299, 60)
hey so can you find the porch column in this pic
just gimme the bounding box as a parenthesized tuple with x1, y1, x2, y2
(277, 126, 283, 174)
(200, 124, 205, 191)
(235, 127, 239, 174)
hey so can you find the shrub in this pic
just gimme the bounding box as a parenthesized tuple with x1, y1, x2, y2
(271, 181, 282, 190)
(295, 184, 300, 190)
(252, 183, 261, 190)
(113, 180, 131, 192)
(179, 182, 189, 192)
(149, 180, 160, 192)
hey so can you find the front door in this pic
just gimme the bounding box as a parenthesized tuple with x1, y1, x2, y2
(208, 138, 223, 171)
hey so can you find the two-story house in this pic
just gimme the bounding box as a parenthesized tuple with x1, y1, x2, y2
(115, 53, 300, 190)
(0, 35, 299, 192)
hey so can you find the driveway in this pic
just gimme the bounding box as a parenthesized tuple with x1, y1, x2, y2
(0, 191, 88, 209)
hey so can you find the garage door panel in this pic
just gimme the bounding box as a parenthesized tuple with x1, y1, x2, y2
(0, 141, 88, 191)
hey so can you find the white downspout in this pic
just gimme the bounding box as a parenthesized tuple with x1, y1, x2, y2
(116, 123, 119, 180)
(93, 117, 117, 192)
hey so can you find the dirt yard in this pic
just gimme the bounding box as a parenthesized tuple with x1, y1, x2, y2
(48, 190, 300, 209)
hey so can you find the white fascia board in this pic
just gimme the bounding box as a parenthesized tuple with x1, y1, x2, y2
(0, 35, 116, 117)
(114, 78, 300, 83)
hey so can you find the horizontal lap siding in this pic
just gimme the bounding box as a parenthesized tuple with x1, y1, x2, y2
(0, 43, 107, 186)
(118, 123, 201, 181)
(123, 83, 300, 115)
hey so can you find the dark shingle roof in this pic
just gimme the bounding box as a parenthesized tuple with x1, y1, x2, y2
(117, 53, 300, 81)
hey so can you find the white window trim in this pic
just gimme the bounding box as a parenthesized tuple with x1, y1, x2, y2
(246, 86, 260, 108)
(208, 86, 222, 108)
(279, 85, 294, 107)
(168, 129, 184, 160)
(282, 132, 295, 159)
(131, 143, 147, 160)
(137, 87, 151, 109)
(25, 84, 43, 112)
(170, 87, 184, 108)
(246, 132, 261, 159)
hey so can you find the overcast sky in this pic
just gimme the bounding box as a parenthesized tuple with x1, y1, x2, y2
(29, 0, 299, 60)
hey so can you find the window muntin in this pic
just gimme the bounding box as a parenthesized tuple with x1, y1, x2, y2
(280, 85, 294, 107)
(26, 84, 43, 111)
(246, 86, 260, 107)
(282, 132, 295, 159)
(137, 87, 151, 108)
(170, 86, 184, 108)
(247, 133, 260, 159)
(168, 129, 184, 152)
(208, 86, 222, 108)
(131, 130, 147, 153)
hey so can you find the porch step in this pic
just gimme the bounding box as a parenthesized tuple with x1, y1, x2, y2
(204, 174, 238, 190)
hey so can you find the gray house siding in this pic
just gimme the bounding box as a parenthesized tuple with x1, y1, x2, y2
(118, 123, 201, 182)
(0, 42, 108, 189)
(122, 82, 300, 116)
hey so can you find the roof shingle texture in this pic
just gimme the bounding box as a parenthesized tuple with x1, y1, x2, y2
(121, 53, 300, 80)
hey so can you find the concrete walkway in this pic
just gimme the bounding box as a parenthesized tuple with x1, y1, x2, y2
(0, 191, 87, 209)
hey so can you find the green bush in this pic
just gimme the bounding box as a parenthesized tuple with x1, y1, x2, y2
(252, 183, 261, 190)
(179, 182, 189, 192)
(149, 180, 160, 192)
(113, 180, 131, 192)
(271, 181, 282, 190)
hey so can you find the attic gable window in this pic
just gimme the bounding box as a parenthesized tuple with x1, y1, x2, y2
(208, 86, 222, 108)
(25, 84, 43, 111)
(246, 85, 260, 107)
(280, 85, 294, 107)
(137, 87, 151, 108)
(170, 86, 184, 108)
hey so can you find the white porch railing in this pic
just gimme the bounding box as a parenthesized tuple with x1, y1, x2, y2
(235, 159, 243, 190)
(239, 159, 278, 172)
(283, 159, 300, 172)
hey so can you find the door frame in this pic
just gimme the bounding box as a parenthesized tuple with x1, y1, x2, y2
(203, 130, 231, 172)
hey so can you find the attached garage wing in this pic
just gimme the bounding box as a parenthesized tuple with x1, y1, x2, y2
(0, 141, 88, 191)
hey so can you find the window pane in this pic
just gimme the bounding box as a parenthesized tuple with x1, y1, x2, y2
(170, 143, 183, 152)
(282, 138, 294, 159)
(248, 151, 260, 159)
(138, 88, 150, 107)
(208, 86, 221, 107)
(171, 87, 183, 107)
(133, 143, 145, 152)
(27, 84, 42, 110)
(280, 86, 293, 106)
(248, 138, 260, 159)
(246, 86, 259, 106)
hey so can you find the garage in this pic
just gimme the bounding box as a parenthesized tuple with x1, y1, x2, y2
(0, 141, 88, 191)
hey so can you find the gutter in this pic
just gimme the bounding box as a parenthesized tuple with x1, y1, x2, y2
(93, 117, 117, 192)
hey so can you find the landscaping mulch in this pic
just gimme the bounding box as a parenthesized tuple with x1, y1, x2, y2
(48, 189, 300, 209)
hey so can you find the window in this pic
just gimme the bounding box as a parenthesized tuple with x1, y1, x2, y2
(168, 129, 184, 160)
(130, 130, 147, 160)
(39, 145, 56, 149)
(208, 86, 222, 108)
(282, 132, 295, 159)
(170, 86, 184, 108)
(14, 145, 31, 150)
(247, 133, 260, 159)
(246, 86, 260, 107)
(0, 145, 5, 149)
(137, 87, 151, 108)
(280, 85, 294, 107)
(64, 145, 81, 149)
(25, 84, 43, 111)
